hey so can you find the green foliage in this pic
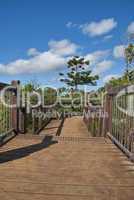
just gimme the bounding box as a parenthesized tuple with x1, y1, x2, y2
(125, 43, 134, 66)
(124, 43, 134, 82)
(103, 43, 134, 88)
(23, 80, 41, 106)
(44, 87, 57, 106)
(23, 80, 41, 92)
(106, 70, 134, 88)
(97, 87, 105, 93)
(59, 56, 99, 90)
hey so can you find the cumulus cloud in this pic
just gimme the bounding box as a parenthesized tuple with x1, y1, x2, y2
(85, 50, 110, 65)
(84, 50, 113, 75)
(103, 74, 119, 83)
(48, 39, 79, 56)
(66, 22, 73, 28)
(103, 34, 113, 41)
(27, 48, 40, 56)
(93, 60, 114, 75)
(0, 39, 79, 75)
(0, 38, 113, 76)
(80, 18, 117, 37)
(127, 22, 134, 35)
(113, 45, 125, 58)
(66, 22, 77, 28)
(0, 52, 66, 75)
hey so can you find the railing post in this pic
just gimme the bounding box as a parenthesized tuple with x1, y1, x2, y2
(104, 86, 115, 137)
(20, 107, 27, 133)
(11, 80, 26, 134)
(11, 80, 18, 133)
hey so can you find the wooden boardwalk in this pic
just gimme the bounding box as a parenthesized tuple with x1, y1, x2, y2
(0, 117, 134, 199)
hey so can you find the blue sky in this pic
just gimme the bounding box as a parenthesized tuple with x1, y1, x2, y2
(0, 0, 134, 90)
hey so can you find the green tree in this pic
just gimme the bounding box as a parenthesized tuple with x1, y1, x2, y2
(105, 43, 134, 88)
(59, 56, 99, 90)
(23, 80, 41, 92)
(125, 43, 134, 66)
(125, 43, 134, 82)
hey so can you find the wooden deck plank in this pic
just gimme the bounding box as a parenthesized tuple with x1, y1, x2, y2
(0, 117, 134, 199)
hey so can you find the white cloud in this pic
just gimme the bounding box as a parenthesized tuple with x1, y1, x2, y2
(66, 22, 77, 28)
(85, 50, 110, 65)
(0, 39, 79, 75)
(27, 48, 40, 56)
(103, 34, 113, 41)
(113, 45, 125, 58)
(0, 38, 113, 76)
(127, 22, 134, 35)
(93, 60, 114, 75)
(80, 18, 117, 37)
(48, 39, 79, 56)
(0, 52, 66, 75)
(103, 74, 119, 83)
(85, 50, 113, 75)
(66, 22, 73, 28)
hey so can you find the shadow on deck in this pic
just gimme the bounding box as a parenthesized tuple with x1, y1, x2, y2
(0, 135, 57, 164)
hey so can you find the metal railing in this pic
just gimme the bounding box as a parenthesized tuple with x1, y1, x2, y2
(106, 85, 134, 160)
(84, 106, 105, 137)
(84, 85, 134, 161)
(0, 81, 52, 138)
(0, 83, 18, 145)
